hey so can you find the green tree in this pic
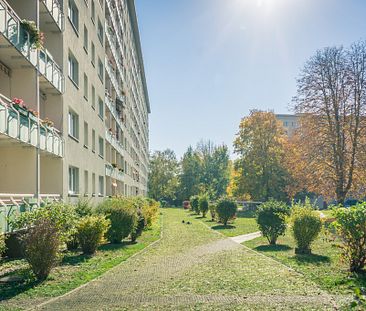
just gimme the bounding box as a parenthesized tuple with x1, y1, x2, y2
(178, 146, 202, 201)
(233, 110, 290, 201)
(148, 149, 179, 204)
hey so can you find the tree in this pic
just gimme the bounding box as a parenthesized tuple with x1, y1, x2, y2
(293, 41, 366, 204)
(233, 110, 290, 201)
(178, 146, 202, 201)
(148, 149, 179, 204)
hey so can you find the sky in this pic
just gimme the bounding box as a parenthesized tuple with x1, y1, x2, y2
(135, 0, 366, 158)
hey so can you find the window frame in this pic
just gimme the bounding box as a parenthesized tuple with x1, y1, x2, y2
(68, 166, 79, 195)
(68, 110, 79, 140)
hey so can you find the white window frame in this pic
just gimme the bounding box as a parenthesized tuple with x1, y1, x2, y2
(68, 0, 79, 33)
(68, 52, 79, 86)
(69, 166, 79, 195)
(68, 110, 79, 140)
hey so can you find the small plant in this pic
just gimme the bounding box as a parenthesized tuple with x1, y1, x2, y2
(209, 203, 216, 221)
(23, 218, 61, 280)
(131, 214, 145, 243)
(290, 200, 322, 255)
(75, 198, 93, 218)
(216, 197, 237, 226)
(76, 216, 110, 255)
(97, 198, 137, 243)
(190, 196, 200, 214)
(141, 198, 159, 228)
(332, 203, 366, 272)
(42, 117, 54, 128)
(256, 199, 289, 245)
(0, 233, 6, 258)
(198, 195, 209, 217)
(21, 20, 44, 49)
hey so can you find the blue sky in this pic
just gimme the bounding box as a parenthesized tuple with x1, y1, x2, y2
(135, 0, 366, 158)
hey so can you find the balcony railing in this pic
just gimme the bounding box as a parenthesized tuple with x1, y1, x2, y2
(0, 0, 65, 93)
(105, 93, 126, 132)
(0, 96, 64, 157)
(105, 56, 123, 99)
(0, 193, 61, 232)
(41, 0, 64, 31)
(105, 129, 124, 156)
(105, 163, 124, 182)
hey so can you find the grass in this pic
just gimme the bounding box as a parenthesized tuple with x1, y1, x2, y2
(244, 231, 366, 295)
(0, 216, 161, 311)
(188, 209, 259, 237)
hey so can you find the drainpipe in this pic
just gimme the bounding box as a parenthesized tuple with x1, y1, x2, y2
(36, 0, 41, 206)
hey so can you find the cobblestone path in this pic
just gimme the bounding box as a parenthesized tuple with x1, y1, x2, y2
(35, 209, 344, 311)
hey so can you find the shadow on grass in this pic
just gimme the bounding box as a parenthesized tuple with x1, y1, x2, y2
(212, 224, 236, 230)
(293, 253, 331, 264)
(0, 268, 41, 301)
(237, 210, 257, 218)
(254, 244, 292, 252)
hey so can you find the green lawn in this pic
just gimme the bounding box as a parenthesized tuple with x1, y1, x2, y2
(0, 217, 161, 311)
(188, 210, 259, 237)
(244, 231, 366, 295)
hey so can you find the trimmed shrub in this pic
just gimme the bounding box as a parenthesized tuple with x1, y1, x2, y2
(290, 201, 322, 254)
(75, 198, 93, 218)
(76, 216, 110, 255)
(0, 233, 6, 258)
(332, 204, 366, 272)
(209, 204, 216, 221)
(199, 195, 209, 217)
(131, 214, 145, 243)
(142, 198, 159, 228)
(97, 198, 137, 243)
(190, 196, 200, 214)
(23, 218, 61, 280)
(216, 197, 238, 226)
(256, 199, 289, 245)
(10, 202, 77, 244)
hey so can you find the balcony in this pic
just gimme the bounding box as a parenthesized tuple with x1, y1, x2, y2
(0, 96, 64, 158)
(105, 163, 124, 183)
(0, 0, 64, 94)
(105, 93, 126, 132)
(105, 129, 124, 157)
(40, 0, 64, 32)
(105, 56, 122, 99)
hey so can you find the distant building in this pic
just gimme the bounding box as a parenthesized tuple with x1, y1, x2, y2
(275, 114, 300, 136)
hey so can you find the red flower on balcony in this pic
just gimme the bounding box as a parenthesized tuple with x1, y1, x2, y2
(12, 98, 24, 105)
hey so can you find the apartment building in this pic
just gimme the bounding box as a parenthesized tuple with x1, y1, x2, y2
(0, 0, 150, 203)
(275, 114, 299, 136)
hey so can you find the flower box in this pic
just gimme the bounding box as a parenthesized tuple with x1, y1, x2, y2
(13, 104, 28, 117)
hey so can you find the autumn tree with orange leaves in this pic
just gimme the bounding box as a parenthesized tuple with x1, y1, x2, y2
(291, 41, 366, 204)
(233, 110, 290, 201)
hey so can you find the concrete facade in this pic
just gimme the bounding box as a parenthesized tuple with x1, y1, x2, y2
(275, 114, 300, 136)
(0, 0, 150, 202)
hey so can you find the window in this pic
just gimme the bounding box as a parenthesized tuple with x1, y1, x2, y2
(98, 58, 103, 81)
(91, 0, 95, 23)
(84, 170, 89, 194)
(98, 137, 104, 158)
(68, 110, 79, 139)
(91, 42, 95, 66)
(83, 74, 88, 100)
(92, 173, 96, 195)
(69, 166, 79, 194)
(84, 121, 88, 147)
(98, 176, 104, 196)
(83, 25, 88, 52)
(68, 52, 79, 86)
(97, 19, 103, 45)
(92, 129, 96, 152)
(98, 97, 104, 119)
(91, 85, 96, 109)
(68, 0, 79, 33)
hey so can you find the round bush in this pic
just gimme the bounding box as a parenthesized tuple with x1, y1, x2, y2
(199, 195, 209, 217)
(131, 214, 145, 243)
(216, 197, 238, 226)
(209, 204, 216, 221)
(333, 204, 366, 272)
(256, 199, 289, 245)
(97, 198, 137, 243)
(290, 202, 322, 254)
(23, 218, 61, 280)
(190, 196, 200, 214)
(76, 216, 110, 255)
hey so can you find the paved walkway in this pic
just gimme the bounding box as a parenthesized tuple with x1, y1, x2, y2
(34, 209, 343, 311)
(230, 231, 261, 244)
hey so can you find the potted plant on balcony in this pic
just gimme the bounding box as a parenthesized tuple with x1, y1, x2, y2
(42, 117, 54, 129)
(28, 109, 39, 123)
(12, 98, 28, 117)
(21, 20, 44, 50)
(111, 163, 117, 168)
